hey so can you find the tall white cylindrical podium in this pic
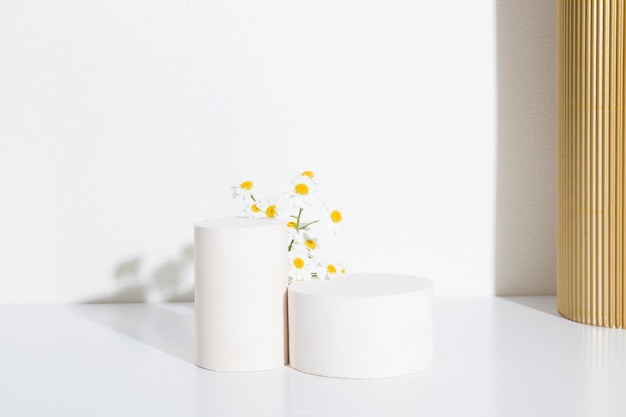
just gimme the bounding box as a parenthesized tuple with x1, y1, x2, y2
(194, 217, 288, 371)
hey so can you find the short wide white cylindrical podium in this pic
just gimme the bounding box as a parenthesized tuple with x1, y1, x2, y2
(194, 217, 288, 372)
(288, 273, 434, 379)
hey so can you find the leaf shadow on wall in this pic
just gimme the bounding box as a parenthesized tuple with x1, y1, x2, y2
(495, 0, 557, 296)
(83, 243, 195, 303)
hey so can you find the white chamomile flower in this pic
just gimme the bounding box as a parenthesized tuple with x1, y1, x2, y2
(298, 170, 319, 185)
(302, 232, 320, 253)
(288, 250, 313, 282)
(286, 219, 298, 231)
(286, 176, 316, 208)
(286, 219, 300, 244)
(321, 260, 345, 280)
(259, 197, 281, 219)
(232, 179, 257, 201)
(265, 204, 278, 219)
(324, 204, 344, 234)
(244, 201, 264, 219)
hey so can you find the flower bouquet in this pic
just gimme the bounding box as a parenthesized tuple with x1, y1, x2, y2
(232, 171, 345, 283)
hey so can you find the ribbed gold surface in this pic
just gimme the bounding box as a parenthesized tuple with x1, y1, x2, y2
(558, 0, 626, 327)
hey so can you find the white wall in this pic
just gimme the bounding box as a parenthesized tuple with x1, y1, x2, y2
(0, 0, 553, 303)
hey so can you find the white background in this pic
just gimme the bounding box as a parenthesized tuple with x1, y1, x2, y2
(0, 0, 555, 303)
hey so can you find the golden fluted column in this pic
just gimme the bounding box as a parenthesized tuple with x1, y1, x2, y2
(558, 0, 626, 327)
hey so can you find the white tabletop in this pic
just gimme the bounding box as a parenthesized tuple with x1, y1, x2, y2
(1, 297, 625, 417)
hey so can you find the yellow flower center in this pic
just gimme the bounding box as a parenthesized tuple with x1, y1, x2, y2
(251, 204, 261, 213)
(240, 180, 253, 190)
(293, 257, 305, 269)
(327, 264, 337, 274)
(265, 205, 277, 218)
(295, 183, 309, 195)
(330, 210, 342, 223)
(287, 221, 297, 228)
(302, 171, 314, 179)
(305, 239, 317, 250)
(341, 268, 345, 274)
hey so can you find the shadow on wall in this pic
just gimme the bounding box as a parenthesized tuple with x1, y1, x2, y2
(85, 243, 194, 303)
(495, 0, 557, 295)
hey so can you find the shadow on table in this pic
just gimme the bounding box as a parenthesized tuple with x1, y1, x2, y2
(70, 303, 195, 364)
(499, 295, 562, 319)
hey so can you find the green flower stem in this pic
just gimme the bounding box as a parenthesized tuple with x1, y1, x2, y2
(286, 208, 320, 252)
(295, 207, 320, 231)
(287, 208, 303, 252)
(299, 220, 319, 230)
(295, 208, 303, 228)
